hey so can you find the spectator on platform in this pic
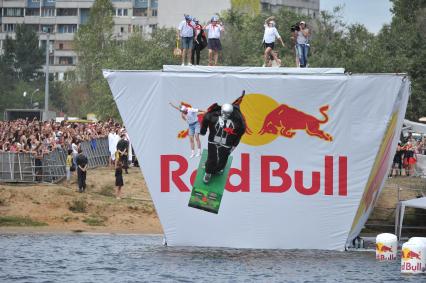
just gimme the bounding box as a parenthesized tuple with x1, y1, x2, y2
(262, 16, 285, 67)
(177, 14, 195, 66)
(191, 18, 207, 65)
(205, 16, 224, 66)
(294, 21, 310, 68)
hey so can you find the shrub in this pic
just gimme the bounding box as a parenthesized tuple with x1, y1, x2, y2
(83, 215, 106, 226)
(99, 185, 115, 197)
(0, 216, 47, 227)
(68, 198, 88, 213)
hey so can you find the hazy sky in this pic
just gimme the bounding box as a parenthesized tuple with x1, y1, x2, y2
(320, 0, 393, 33)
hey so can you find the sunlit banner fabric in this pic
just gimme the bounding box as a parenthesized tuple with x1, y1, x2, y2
(104, 67, 410, 250)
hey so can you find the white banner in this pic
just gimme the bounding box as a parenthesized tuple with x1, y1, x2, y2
(104, 68, 410, 250)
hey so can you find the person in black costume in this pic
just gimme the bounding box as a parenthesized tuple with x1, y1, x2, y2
(200, 94, 246, 183)
(191, 18, 207, 65)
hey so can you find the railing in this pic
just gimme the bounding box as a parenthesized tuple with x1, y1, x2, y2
(79, 138, 110, 169)
(0, 137, 111, 183)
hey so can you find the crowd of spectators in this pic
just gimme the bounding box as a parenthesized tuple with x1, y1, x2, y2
(0, 117, 123, 155)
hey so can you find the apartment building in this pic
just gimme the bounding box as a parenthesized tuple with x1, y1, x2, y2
(0, 0, 158, 80)
(0, 0, 319, 80)
(260, 0, 320, 18)
(157, 0, 319, 28)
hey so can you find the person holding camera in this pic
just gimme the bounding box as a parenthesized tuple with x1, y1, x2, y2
(263, 16, 285, 67)
(294, 21, 310, 67)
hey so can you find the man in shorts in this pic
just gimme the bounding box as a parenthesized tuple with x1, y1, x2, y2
(204, 16, 224, 66)
(177, 15, 195, 66)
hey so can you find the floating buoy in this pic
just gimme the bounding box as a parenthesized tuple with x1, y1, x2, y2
(376, 233, 397, 261)
(401, 240, 426, 274)
(408, 237, 426, 246)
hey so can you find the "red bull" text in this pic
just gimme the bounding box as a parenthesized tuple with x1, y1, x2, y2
(401, 262, 424, 272)
(160, 153, 347, 196)
(376, 243, 396, 260)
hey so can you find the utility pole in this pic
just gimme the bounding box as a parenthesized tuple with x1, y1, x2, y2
(44, 31, 50, 121)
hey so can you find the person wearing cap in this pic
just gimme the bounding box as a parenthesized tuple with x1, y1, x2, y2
(263, 16, 285, 67)
(177, 15, 195, 66)
(204, 16, 225, 66)
(169, 102, 205, 158)
(191, 18, 207, 65)
(294, 20, 310, 67)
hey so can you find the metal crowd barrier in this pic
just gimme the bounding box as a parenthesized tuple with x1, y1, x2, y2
(0, 137, 111, 183)
(80, 138, 110, 169)
(41, 148, 67, 183)
(0, 149, 65, 183)
(0, 152, 35, 182)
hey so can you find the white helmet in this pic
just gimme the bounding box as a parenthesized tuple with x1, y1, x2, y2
(221, 104, 233, 120)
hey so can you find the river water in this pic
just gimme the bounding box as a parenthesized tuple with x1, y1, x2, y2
(0, 233, 423, 282)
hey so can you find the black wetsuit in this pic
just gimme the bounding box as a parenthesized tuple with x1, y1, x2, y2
(200, 104, 246, 174)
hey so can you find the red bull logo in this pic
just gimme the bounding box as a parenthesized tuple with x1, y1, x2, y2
(401, 248, 424, 272)
(238, 94, 334, 146)
(258, 104, 332, 141)
(402, 248, 422, 261)
(375, 243, 396, 260)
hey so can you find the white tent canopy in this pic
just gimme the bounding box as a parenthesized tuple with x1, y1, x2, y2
(403, 119, 426, 134)
(395, 197, 426, 238)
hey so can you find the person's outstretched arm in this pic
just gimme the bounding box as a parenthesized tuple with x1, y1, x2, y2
(169, 102, 180, 111)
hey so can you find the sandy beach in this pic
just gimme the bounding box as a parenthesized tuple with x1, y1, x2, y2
(0, 167, 162, 234)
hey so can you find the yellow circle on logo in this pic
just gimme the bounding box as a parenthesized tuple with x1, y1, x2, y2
(240, 93, 279, 146)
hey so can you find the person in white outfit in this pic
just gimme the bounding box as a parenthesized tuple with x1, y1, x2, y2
(263, 16, 285, 67)
(170, 102, 205, 158)
(177, 15, 195, 66)
(204, 16, 225, 66)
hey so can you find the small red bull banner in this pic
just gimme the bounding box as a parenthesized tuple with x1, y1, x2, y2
(104, 66, 410, 250)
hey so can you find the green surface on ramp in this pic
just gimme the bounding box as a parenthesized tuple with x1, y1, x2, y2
(188, 149, 233, 214)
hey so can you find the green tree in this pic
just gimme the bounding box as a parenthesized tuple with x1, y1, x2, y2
(74, 0, 116, 118)
(74, 0, 115, 86)
(383, 0, 426, 119)
(14, 24, 44, 81)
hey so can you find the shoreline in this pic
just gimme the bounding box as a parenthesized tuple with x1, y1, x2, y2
(1, 168, 425, 238)
(0, 226, 163, 236)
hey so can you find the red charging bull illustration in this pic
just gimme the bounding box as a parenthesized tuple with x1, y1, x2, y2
(258, 104, 333, 141)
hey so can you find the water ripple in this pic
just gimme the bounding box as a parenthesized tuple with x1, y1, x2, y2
(0, 234, 424, 282)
